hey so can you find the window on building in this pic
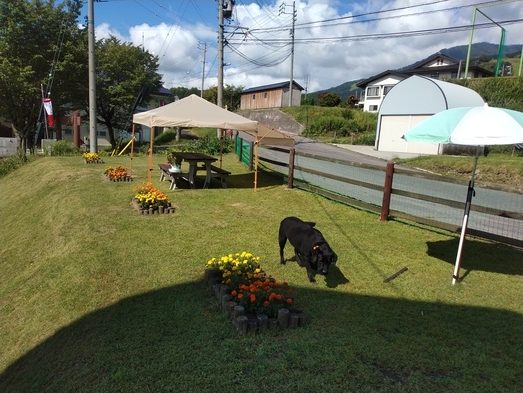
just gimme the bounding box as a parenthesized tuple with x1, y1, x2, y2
(97, 131, 107, 137)
(63, 128, 72, 135)
(383, 86, 393, 95)
(369, 105, 378, 111)
(252, 94, 256, 100)
(451, 72, 458, 79)
(264, 92, 267, 98)
(430, 73, 440, 79)
(367, 86, 380, 97)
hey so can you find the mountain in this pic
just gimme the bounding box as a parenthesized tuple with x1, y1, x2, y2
(308, 42, 522, 101)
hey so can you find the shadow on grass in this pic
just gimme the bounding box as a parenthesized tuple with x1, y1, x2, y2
(283, 257, 350, 288)
(1, 281, 522, 393)
(426, 238, 523, 277)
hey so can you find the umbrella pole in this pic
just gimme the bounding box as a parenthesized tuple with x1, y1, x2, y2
(254, 137, 259, 192)
(452, 147, 479, 284)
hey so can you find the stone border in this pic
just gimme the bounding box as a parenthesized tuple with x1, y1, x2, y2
(130, 198, 176, 215)
(106, 175, 133, 182)
(204, 269, 306, 334)
(83, 159, 104, 164)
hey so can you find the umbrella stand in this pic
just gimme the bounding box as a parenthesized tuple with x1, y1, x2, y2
(452, 146, 479, 284)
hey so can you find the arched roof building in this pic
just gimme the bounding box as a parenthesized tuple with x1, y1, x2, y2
(376, 75, 484, 154)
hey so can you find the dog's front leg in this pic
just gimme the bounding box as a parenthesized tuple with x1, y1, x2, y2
(305, 263, 316, 283)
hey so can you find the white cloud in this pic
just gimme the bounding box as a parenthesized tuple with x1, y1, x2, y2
(94, 0, 523, 94)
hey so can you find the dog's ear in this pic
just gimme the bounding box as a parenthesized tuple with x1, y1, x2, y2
(304, 221, 316, 227)
(330, 253, 338, 264)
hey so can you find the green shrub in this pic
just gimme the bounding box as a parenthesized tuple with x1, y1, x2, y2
(154, 129, 178, 145)
(341, 108, 354, 120)
(354, 132, 376, 145)
(50, 140, 80, 156)
(0, 155, 40, 178)
(165, 135, 233, 163)
(304, 116, 351, 137)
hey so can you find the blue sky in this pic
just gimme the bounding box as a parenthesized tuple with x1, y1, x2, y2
(80, 0, 523, 92)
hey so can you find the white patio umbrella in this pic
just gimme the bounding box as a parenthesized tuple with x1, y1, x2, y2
(403, 104, 523, 284)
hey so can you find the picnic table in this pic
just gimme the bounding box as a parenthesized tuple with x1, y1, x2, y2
(160, 152, 231, 189)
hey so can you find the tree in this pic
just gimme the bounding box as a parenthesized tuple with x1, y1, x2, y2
(318, 92, 341, 107)
(0, 0, 84, 157)
(169, 87, 200, 100)
(203, 86, 218, 105)
(346, 95, 359, 108)
(94, 36, 162, 149)
(223, 84, 244, 111)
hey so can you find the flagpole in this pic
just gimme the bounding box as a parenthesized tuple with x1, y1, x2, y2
(41, 84, 49, 139)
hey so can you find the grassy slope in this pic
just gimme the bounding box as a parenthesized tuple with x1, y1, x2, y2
(395, 153, 523, 189)
(1, 154, 522, 393)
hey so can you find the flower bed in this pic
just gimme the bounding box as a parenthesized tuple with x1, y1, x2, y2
(131, 182, 175, 214)
(104, 165, 132, 182)
(205, 252, 306, 334)
(83, 152, 104, 164)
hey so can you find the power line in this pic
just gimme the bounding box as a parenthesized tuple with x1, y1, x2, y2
(228, 19, 523, 45)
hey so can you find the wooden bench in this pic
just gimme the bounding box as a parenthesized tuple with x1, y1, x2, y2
(204, 165, 231, 188)
(158, 164, 189, 190)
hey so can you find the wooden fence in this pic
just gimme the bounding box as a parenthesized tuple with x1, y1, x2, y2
(235, 136, 523, 248)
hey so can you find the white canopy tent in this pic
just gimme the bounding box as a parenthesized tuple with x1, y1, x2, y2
(132, 94, 294, 190)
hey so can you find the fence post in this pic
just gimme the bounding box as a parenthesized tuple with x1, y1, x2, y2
(287, 148, 295, 189)
(380, 161, 394, 221)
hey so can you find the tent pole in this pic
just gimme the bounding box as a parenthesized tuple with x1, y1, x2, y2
(452, 147, 479, 284)
(130, 124, 135, 176)
(219, 128, 223, 169)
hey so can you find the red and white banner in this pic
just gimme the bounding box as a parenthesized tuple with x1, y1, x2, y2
(42, 97, 55, 127)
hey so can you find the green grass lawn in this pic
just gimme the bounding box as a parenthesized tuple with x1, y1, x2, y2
(1, 153, 522, 393)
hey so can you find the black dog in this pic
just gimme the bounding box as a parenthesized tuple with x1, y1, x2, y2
(279, 216, 338, 283)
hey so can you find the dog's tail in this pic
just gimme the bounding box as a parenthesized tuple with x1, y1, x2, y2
(304, 221, 316, 227)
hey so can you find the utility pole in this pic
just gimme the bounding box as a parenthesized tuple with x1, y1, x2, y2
(304, 73, 310, 102)
(217, 1, 235, 107)
(217, 1, 224, 107)
(279, 1, 297, 107)
(87, 0, 97, 152)
(200, 42, 207, 97)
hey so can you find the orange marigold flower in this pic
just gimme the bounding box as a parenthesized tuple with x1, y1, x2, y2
(286, 298, 293, 304)
(225, 279, 231, 285)
(237, 293, 243, 299)
(231, 290, 237, 296)
(250, 294, 256, 303)
(263, 301, 270, 307)
(269, 293, 277, 301)
(276, 294, 283, 300)
(288, 289, 294, 293)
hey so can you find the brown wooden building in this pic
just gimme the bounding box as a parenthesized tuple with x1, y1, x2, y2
(240, 80, 303, 110)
